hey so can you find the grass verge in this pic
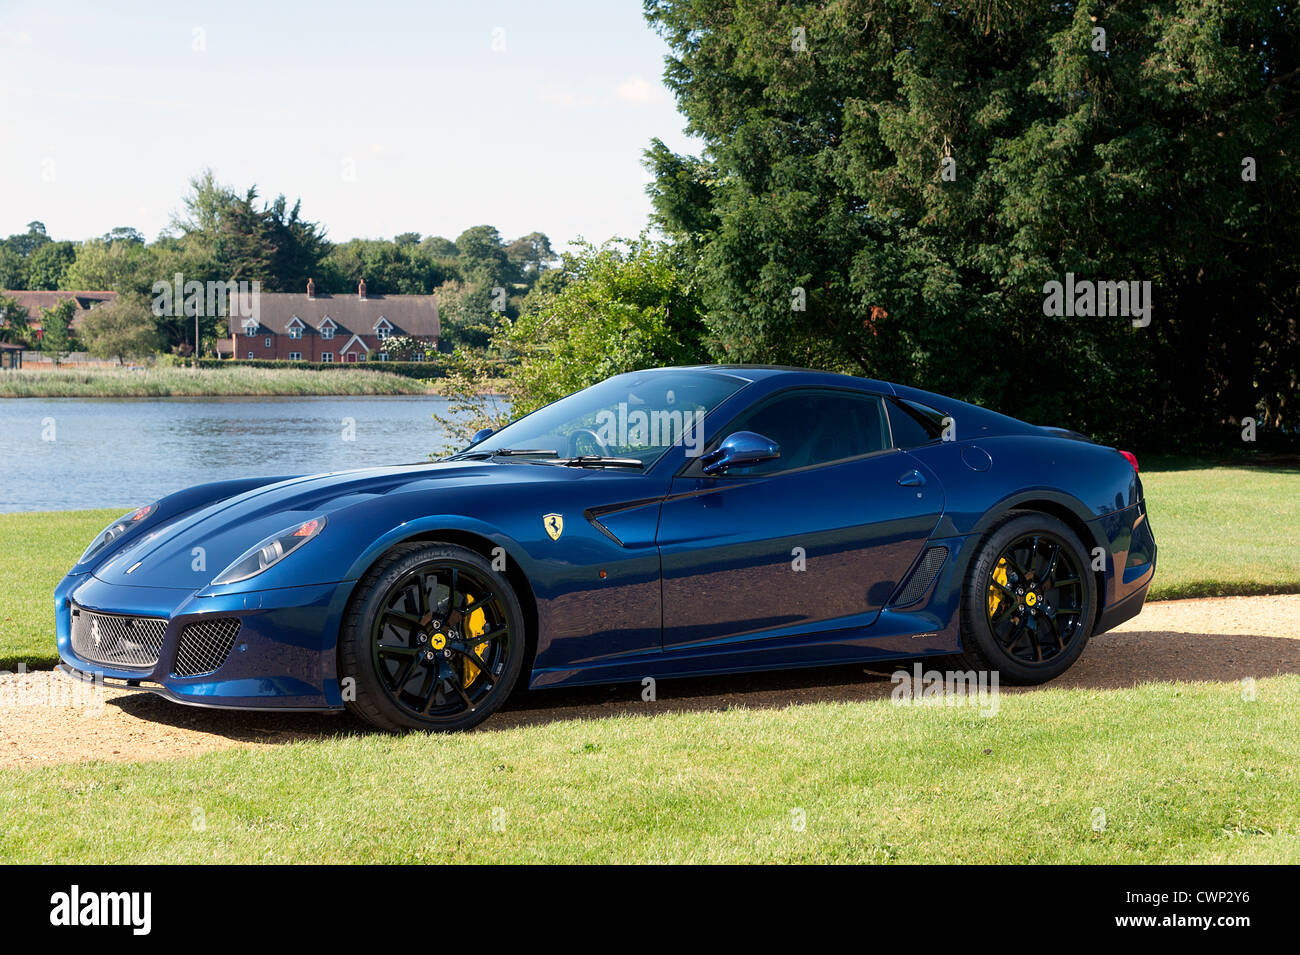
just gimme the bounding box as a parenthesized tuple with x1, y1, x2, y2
(0, 366, 432, 398)
(0, 677, 1296, 863)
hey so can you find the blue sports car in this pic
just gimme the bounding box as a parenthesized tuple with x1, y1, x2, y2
(55, 366, 1157, 731)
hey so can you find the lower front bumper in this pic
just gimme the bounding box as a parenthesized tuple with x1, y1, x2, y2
(55, 663, 340, 712)
(55, 573, 354, 710)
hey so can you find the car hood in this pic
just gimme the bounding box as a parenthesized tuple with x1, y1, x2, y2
(89, 459, 560, 591)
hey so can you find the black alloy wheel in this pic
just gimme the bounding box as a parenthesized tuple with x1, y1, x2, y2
(341, 543, 526, 731)
(954, 511, 1097, 684)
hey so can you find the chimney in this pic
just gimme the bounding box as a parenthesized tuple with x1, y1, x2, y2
(358, 278, 367, 301)
(306, 277, 315, 300)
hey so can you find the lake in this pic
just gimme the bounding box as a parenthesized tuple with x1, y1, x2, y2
(0, 396, 469, 512)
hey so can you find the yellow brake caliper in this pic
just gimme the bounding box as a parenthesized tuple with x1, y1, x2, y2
(988, 557, 1010, 618)
(461, 599, 492, 685)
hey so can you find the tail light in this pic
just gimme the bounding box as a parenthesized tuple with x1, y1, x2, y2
(1118, 450, 1139, 473)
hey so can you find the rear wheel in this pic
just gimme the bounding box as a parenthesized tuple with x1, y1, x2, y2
(340, 543, 526, 731)
(953, 512, 1097, 684)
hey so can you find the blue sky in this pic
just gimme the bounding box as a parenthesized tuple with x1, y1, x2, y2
(0, 0, 700, 249)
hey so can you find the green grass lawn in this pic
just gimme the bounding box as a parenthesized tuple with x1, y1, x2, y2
(0, 508, 117, 670)
(1141, 464, 1300, 600)
(2, 677, 1296, 863)
(0, 459, 1296, 669)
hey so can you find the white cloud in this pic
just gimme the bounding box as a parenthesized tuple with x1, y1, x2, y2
(615, 75, 660, 105)
(0, 30, 34, 48)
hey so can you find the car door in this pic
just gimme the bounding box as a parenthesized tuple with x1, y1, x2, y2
(656, 388, 945, 651)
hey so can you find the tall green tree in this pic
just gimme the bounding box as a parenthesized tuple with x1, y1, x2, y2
(24, 241, 76, 289)
(37, 298, 77, 364)
(170, 169, 328, 292)
(644, 0, 1300, 445)
(62, 238, 151, 292)
(454, 225, 510, 284)
(0, 294, 30, 343)
(79, 293, 161, 364)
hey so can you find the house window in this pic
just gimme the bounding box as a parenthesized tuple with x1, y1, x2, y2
(321, 327, 334, 340)
(358, 353, 367, 361)
(246, 351, 254, 359)
(416, 352, 426, 361)
(321, 352, 333, 363)
(289, 327, 302, 339)
(264, 336, 272, 348)
(377, 353, 389, 362)
(289, 352, 302, 361)
(244, 325, 257, 337)
(376, 322, 392, 340)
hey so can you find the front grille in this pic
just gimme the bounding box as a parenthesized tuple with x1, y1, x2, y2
(70, 606, 167, 670)
(173, 618, 242, 677)
(890, 546, 949, 607)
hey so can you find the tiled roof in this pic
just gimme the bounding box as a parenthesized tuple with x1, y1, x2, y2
(1, 290, 118, 330)
(232, 291, 439, 338)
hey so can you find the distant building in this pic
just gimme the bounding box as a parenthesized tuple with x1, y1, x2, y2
(0, 290, 118, 344)
(228, 279, 439, 362)
(0, 342, 22, 369)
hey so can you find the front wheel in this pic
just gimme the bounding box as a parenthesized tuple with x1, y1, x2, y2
(953, 512, 1097, 684)
(339, 543, 527, 731)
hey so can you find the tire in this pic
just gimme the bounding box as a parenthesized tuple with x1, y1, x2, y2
(340, 542, 527, 731)
(951, 511, 1097, 685)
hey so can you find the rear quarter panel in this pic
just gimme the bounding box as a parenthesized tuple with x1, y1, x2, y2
(905, 434, 1150, 622)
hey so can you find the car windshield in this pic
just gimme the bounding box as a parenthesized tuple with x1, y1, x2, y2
(458, 369, 750, 467)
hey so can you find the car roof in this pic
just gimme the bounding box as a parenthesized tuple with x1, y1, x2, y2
(635, 365, 1044, 438)
(641, 364, 898, 394)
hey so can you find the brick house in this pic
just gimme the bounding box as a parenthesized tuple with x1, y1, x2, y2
(0, 290, 118, 344)
(229, 279, 439, 362)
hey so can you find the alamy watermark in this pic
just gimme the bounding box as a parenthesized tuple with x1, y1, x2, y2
(0, 663, 105, 714)
(890, 662, 1000, 716)
(594, 402, 706, 457)
(1042, 273, 1151, 328)
(152, 274, 261, 321)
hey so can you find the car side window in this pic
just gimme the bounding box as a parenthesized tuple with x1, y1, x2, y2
(886, 398, 944, 448)
(711, 389, 891, 476)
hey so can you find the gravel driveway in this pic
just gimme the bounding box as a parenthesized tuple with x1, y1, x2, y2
(3, 594, 1298, 770)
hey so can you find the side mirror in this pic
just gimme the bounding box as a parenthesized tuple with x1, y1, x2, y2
(700, 431, 781, 475)
(468, 427, 495, 448)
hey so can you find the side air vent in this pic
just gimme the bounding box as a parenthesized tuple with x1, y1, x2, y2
(173, 618, 242, 677)
(890, 546, 948, 607)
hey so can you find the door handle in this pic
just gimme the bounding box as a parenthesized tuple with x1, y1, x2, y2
(897, 469, 926, 487)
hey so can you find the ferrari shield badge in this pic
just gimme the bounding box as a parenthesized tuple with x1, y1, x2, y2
(543, 513, 564, 541)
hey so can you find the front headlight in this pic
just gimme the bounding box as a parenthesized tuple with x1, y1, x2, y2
(211, 516, 326, 585)
(79, 504, 156, 563)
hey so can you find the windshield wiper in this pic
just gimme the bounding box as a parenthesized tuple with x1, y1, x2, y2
(453, 447, 558, 461)
(549, 455, 646, 469)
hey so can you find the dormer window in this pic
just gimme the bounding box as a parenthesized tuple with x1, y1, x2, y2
(243, 319, 258, 338)
(374, 317, 393, 340)
(319, 317, 336, 341)
(287, 317, 305, 340)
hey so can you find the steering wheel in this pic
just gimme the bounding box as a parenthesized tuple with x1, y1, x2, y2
(568, 428, 610, 457)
